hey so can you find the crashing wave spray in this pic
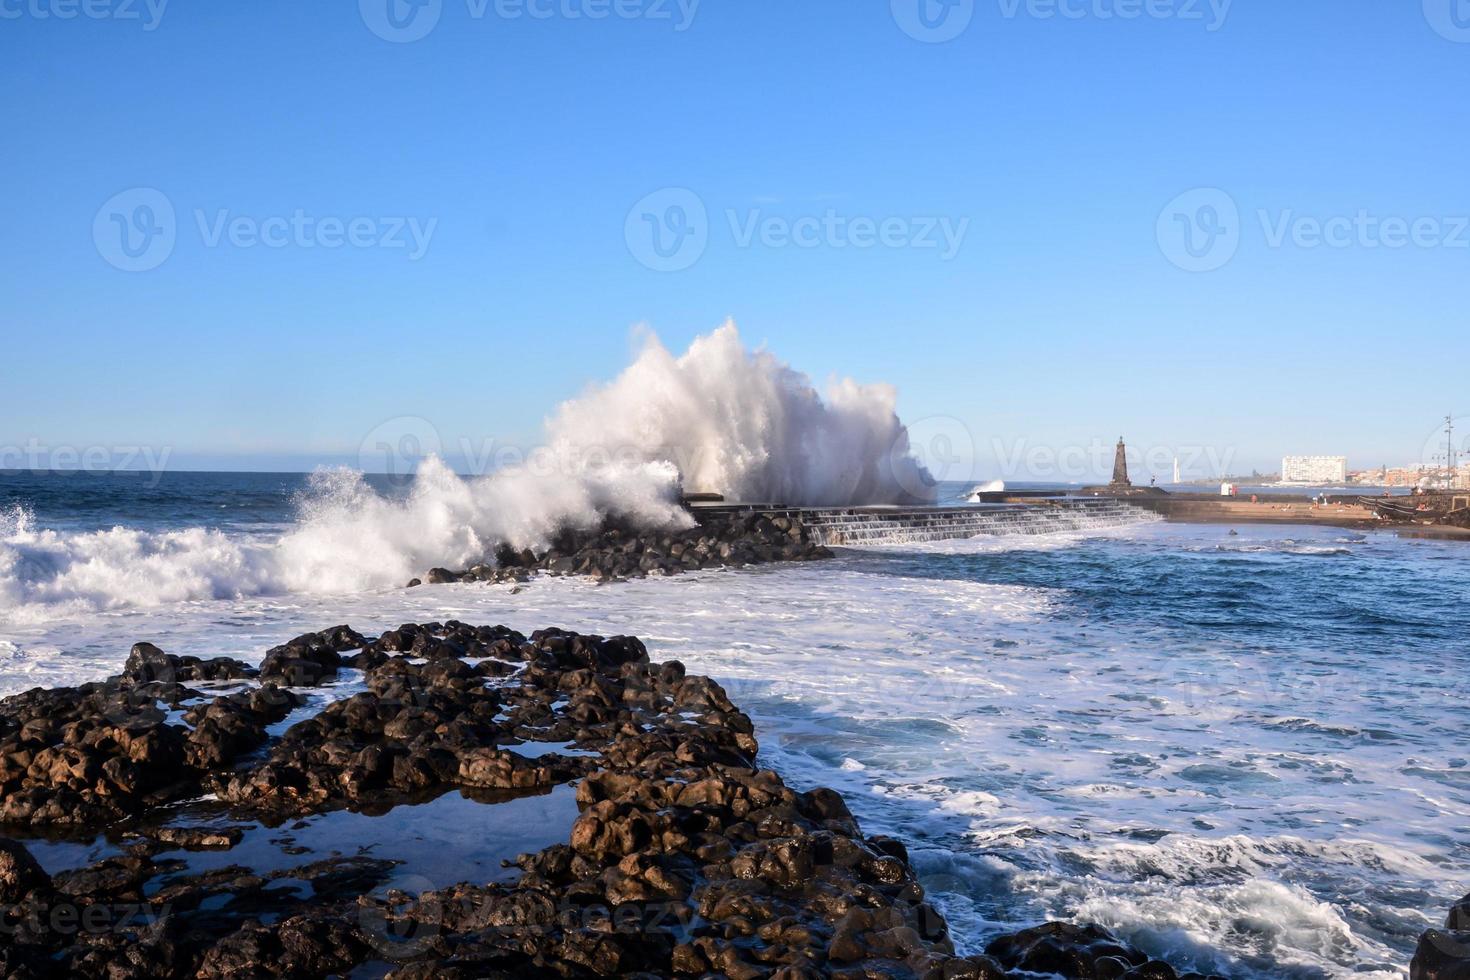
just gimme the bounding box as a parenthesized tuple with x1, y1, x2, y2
(275, 320, 933, 588)
(548, 321, 934, 506)
(0, 323, 934, 619)
(271, 456, 690, 595)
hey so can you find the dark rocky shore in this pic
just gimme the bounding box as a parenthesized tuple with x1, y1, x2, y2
(411, 511, 833, 587)
(0, 621, 1263, 979)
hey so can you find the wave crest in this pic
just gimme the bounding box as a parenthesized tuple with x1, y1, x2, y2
(0, 323, 932, 620)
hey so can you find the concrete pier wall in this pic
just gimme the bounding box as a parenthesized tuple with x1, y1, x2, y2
(696, 499, 1160, 546)
(1117, 495, 1376, 527)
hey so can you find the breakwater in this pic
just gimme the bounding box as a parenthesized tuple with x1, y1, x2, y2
(695, 499, 1160, 547)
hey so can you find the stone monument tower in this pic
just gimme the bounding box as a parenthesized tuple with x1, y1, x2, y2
(1084, 436, 1162, 497)
(1110, 437, 1131, 488)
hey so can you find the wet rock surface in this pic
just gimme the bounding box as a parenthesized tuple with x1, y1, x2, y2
(413, 511, 833, 587)
(3, 623, 1223, 978)
(0, 644, 285, 827)
(1412, 894, 1470, 979)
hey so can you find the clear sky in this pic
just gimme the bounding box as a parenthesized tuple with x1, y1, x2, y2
(3, 0, 1467, 481)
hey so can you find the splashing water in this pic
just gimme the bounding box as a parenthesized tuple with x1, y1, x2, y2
(2, 522, 1463, 978)
(547, 321, 934, 506)
(0, 324, 932, 621)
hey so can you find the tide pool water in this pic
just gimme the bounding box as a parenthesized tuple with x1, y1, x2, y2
(0, 473, 1466, 978)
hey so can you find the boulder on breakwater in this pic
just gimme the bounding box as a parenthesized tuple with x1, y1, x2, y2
(411, 510, 833, 588)
(1, 624, 1220, 979)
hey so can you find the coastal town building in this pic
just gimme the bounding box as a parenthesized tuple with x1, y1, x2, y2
(1281, 455, 1348, 484)
(1351, 463, 1470, 489)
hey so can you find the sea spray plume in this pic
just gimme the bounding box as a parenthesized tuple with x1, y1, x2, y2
(546, 321, 936, 505)
(0, 325, 925, 620)
(273, 455, 691, 594)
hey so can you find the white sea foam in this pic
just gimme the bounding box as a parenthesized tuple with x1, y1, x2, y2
(0, 456, 688, 622)
(0, 324, 932, 622)
(1009, 835, 1422, 978)
(271, 456, 690, 595)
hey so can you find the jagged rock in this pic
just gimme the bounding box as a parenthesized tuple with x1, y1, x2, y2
(984, 921, 1222, 979)
(0, 623, 1224, 980)
(147, 826, 246, 851)
(122, 642, 175, 684)
(196, 913, 371, 978)
(418, 511, 833, 589)
(0, 837, 50, 902)
(123, 642, 255, 685)
(257, 627, 363, 687)
(1414, 930, 1470, 980)
(1449, 893, 1470, 931)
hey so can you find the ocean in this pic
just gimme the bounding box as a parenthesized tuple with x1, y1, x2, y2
(1, 469, 1466, 978)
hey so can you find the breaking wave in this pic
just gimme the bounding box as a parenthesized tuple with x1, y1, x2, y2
(0, 323, 932, 621)
(547, 321, 933, 506)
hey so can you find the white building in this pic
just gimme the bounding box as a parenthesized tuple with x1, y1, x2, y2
(1281, 455, 1348, 484)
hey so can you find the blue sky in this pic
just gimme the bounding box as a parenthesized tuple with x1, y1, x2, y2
(2, 0, 1468, 480)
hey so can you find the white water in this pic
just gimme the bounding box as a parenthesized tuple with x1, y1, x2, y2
(0, 323, 932, 623)
(0, 457, 686, 623)
(548, 322, 933, 506)
(1, 524, 1462, 978)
